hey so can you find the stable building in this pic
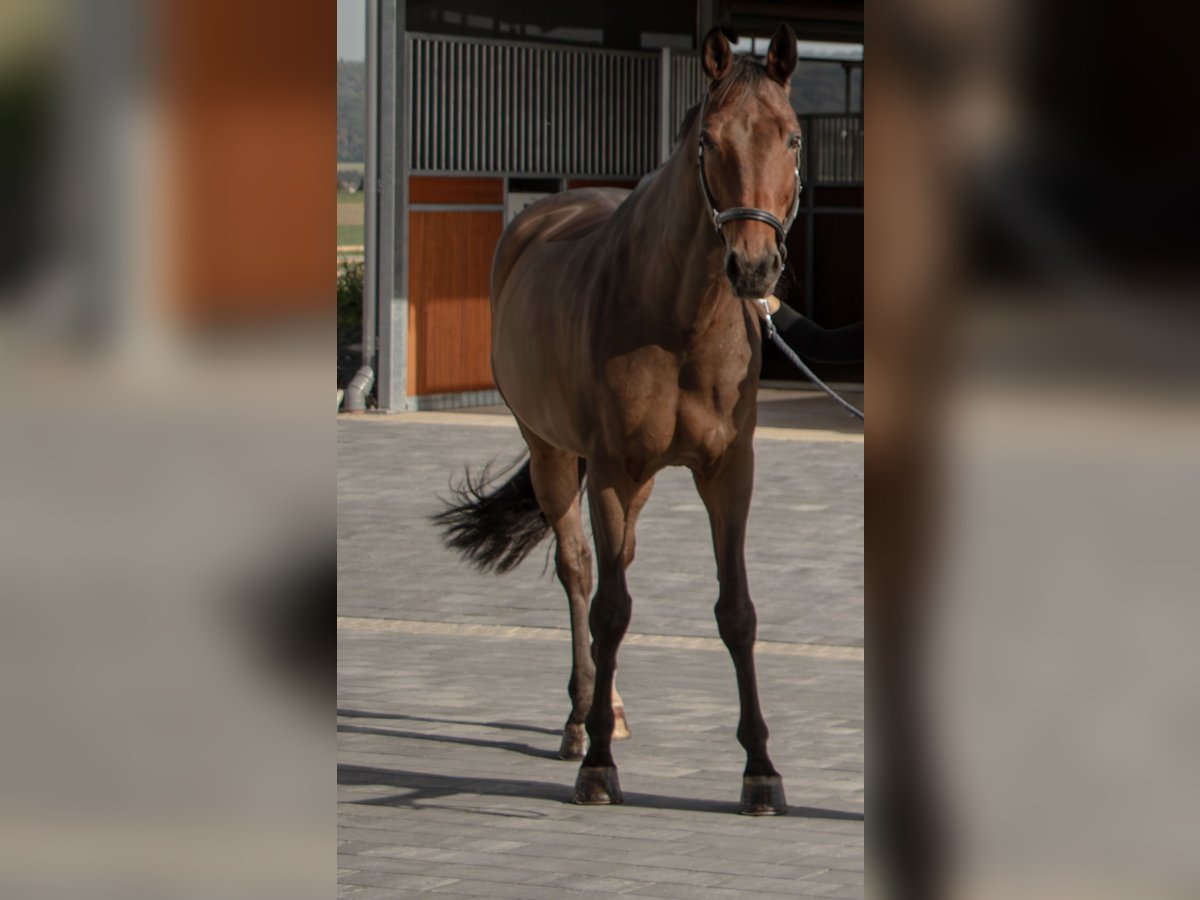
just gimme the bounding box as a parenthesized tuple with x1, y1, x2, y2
(361, 0, 863, 410)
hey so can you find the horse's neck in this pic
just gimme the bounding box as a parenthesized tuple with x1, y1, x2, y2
(608, 140, 726, 333)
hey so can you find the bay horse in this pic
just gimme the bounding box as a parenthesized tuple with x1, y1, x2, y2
(435, 26, 801, 815)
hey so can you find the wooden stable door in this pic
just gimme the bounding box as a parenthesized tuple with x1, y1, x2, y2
(407, 177, 503, 396)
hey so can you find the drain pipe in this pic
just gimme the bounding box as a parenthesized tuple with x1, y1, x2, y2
(343, 0, 379, 412)
(342, 366, 374, 412)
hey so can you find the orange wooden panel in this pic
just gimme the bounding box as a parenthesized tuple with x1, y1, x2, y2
(566, 179, 639, 190)
(164, 0, 329, 324)
(408, 211, 503, 395)
(409, 176, 503, 205)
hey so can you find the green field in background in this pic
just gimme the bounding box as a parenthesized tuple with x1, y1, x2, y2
(337, 224, 364, 247)
(338, 190, 364, 249)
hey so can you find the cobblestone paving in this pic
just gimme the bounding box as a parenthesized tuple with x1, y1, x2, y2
(339, 395, 862, 898)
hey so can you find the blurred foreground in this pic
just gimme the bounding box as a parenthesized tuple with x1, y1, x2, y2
(869, 0, 1200, 897)
(0, 1, 329, 898)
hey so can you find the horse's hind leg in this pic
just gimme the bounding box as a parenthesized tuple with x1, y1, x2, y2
(523, 431, 595, 760)
(611, 681, 630, 740)
(693, 438, 788, 815)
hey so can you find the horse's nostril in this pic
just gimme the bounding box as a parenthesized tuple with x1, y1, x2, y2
(749, 255, 776, 282)
(724, 251, 780, 296)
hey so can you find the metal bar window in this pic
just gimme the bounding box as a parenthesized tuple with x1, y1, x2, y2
(402, 33, 861, 182)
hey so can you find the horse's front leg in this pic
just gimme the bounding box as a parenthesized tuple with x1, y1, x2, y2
(573, 461, 652, 804)
(694, 438, 788, 815)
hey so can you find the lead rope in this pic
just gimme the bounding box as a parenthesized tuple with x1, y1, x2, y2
(755, 298, 865, 422)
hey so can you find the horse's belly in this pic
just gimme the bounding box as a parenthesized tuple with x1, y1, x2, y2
(491, 318, 587, 453)
(497, 377, 583, 453)
(491, 236, 603, 453)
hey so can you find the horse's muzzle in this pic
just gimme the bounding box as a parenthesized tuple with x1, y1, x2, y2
(725, 249, 782, 300)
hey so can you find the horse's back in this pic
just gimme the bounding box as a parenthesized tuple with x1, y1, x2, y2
(491, 188, 628, 300)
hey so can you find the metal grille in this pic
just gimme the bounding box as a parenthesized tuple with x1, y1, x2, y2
(668, 51, 707, 145)
(803, 114, 864, 184)
(405, 35, 864, 185)
(407, 33, 659, 178)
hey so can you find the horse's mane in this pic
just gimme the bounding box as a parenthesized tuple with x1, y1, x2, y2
(675, 104, 701, 145)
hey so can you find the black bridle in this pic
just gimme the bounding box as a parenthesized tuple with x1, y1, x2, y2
(696, 124, 804, 260)
(695, 113, 862, 421)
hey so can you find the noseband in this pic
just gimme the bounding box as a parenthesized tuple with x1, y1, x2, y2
(696, 121, 803, 260)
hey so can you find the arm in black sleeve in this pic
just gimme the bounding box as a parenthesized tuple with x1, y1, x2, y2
(773, 301, 863, 364)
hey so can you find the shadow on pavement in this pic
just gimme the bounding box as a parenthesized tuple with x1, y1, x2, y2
(339, 764, 863, 821)
(337, 707, 562, 737)
(755, 393, 865, 434)
(337, 723, 560, 760)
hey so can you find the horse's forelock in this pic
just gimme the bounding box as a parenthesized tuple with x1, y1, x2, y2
(702, 57, 797, 143)
(708, 57, 771, 107)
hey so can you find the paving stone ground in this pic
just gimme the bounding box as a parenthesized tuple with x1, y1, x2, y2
(338, 390, 863, 898)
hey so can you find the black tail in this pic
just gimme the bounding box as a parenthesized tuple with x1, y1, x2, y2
(433, 455, 578, 574)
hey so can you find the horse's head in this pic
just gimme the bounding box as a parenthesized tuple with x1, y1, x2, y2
(698, 25, 801, 301)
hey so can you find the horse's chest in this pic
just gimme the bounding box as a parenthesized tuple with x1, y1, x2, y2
(604, 351, 749, 479)
(675, 386, 743, 465)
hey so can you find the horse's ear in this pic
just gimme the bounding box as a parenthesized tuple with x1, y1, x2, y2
(765, 24, 798, 86)
(701, 28, 733, 82)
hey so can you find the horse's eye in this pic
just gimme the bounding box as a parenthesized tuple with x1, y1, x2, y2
(700, 132, 716, 150)
(787, 134, 802, 150)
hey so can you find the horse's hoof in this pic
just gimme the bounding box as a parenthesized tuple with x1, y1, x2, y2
(559, 724, 587, 760)
(612, 706, 631, 741)
(739, 775, 788, 816)
(573, 766, 623, 805)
